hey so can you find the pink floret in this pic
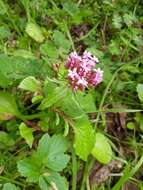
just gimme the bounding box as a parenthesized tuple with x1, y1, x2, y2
(65, 51, 103, 91)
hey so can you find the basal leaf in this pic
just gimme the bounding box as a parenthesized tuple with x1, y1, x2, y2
(17, 134, 69, 188)
(17, 153, 42, 182)
(19, 122, 34, 148)
(3, 183, 20, 190)
(37, 134, 69, 171)
(25, 22, 45, 43)
(91, 133, 112, 164)
(19, 76, 41, 92)
(0, 54, 41, 87)
(36, 134, 51, 158)
(0, 92, 20, 116)
(39, 172, 68, 190)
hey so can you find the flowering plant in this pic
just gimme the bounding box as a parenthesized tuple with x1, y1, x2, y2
(65, 51, 103, 91)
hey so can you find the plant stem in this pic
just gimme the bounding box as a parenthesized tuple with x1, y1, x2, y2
(64, 22, 76, 51)
(0, 176, 25, 187)
(72, 148, 77, 190)
(80, 159, 91, 190)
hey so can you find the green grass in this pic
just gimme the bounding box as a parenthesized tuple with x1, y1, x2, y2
(0, 0, 143, 189)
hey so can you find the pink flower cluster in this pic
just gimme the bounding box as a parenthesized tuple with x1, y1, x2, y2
(65, 51, 103, 91)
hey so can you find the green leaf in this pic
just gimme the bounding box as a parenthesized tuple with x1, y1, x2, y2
(123, 13, 134, 26)
(137, 84, 143, 102)
(109, 40, 120, 55)
(63, 1, 78, 17)
(0, 131, 15, 149)
(127, 122, 135, 130)
(135, 113, 143, 131)
(25, 22, 45, 43)
(112, 14, 122, 29)
(91, 133, 112, 164)
(53, 30, 71, 53)
(0, 54, 41, 87)
(74, 116, 95, 161)
(39, 84, 67, 110)
(3, 183, 20, 190)
(17, 134, 69, 186)
(58, 92, 95, 160)
(75, 91, 96, 113)
(0, 92, 20, 116)
(40, 41, 58, 59)
(13, 49, 35, 59)
(59, 91, 84, 119)
(17, 153, 42, 182)
(32, 95, 43, 104)
(39, 172, 68, 190)
(37, 134, 69, 171)
(19, 122, 34, 148)
(19, 76, 41, 92)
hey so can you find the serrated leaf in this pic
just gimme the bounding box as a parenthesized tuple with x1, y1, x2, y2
(123, 13, 134, 26)
(17, 153, 42, 182)
(37, 134, 69, 171)
(74, 116, 95, 161)
(17, 134, 69, 185)
(3, 183, 20, 190)
(112, 14, 122, 29)
(39, 172, 68, 190)
(137, 84, 143, 102)
(19, 76, 41, 92)
(25, 22, 45, 43)
(19, 122, 34, 148)
(91, 133, 112, 164)
(109, 40, 120, 55)
(0, 92, 20, 116)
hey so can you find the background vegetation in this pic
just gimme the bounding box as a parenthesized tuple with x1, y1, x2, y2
(0, 0, 143, 189)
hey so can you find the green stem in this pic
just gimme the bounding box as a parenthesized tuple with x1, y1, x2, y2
(64, 22, 76, 51)
(80, 160, 90, 190)
(18, 112, 48, 121)
(72, 148, 77, 190)
(0, 176, 25, 187)
(112, 154, 143, 190)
